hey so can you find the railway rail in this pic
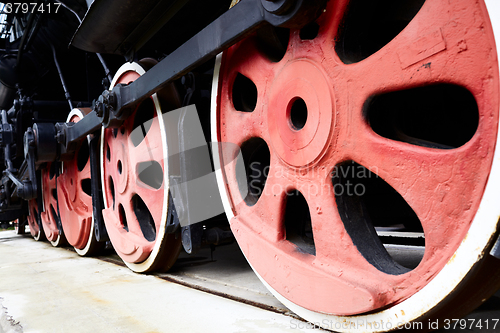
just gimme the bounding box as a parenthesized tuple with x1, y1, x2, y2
(0, 0, 499, 331)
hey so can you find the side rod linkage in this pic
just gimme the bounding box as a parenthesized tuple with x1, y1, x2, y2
(57, 0, 326, 152)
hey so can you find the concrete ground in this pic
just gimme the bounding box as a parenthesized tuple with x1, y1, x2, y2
(2, 229, 500, 333)
(0, 230, 309, 333)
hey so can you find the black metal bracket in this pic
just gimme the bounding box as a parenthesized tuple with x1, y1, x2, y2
(89, 134, 109, 242)
(166, 195, 181, 234)
(33, 123, 58, 163)
(182, 225, 234, 254)
(1, 110, 16, 173)
(15, 127, 38, 200)
(181, 223, 203, 254)
(54, 111, 102, 158)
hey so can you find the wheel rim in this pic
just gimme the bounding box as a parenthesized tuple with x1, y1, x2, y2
(58, 108, 98, 255)
(213, 0, 500, 326)
(101, 62, 181, 273)
(27, 199, 44, 241)
(40, 163, 65, 246)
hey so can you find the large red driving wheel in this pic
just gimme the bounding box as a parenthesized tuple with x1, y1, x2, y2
(213, 0, 500, 329)
(58, 108, 102, 256)
(40, 163, 66, 246)
(100, 62, 181, 273)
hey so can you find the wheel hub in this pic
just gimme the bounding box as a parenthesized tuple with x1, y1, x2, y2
(113, 142, 129, 194)
(268, 59, 334, 166)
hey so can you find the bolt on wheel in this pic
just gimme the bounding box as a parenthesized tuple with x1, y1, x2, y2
(58, 108, 102, 256)
(100, 62, 181, 273)
(212, 0, 500, 329)
(40, 163, 66, 246)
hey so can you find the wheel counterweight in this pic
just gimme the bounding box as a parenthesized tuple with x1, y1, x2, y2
(212, 0, 500, 329)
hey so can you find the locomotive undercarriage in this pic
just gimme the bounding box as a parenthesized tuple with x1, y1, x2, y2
(1, 0, 500, 331)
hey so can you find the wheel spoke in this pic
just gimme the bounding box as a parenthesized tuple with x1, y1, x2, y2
(119, 192, 154, 246)
(297, 177, 347, 260)
(218, 108, 267, 146)
(235, 161, 288, 242)
(79, 159, 91, 181)
(221, 37, 276, 91)
(128, 116, 163, 164)
(295, 170, 410, 287)
(345, 127, 492, 254)
(218, 47, 276, 143)
(125, 113, 166, 234)
(133, 185, 163, 220)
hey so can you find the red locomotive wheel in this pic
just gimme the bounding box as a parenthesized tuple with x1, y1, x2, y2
(40, 163, 66, 246)
(27, 199, 45, 241)
(213, 0, 500, 329)
(100, 62, 181, 273)
(58, 108, 102, 256)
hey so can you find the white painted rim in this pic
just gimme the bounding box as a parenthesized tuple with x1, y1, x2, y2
(33, 225, 43, 241)
(211, 2, 500, 331)
(33, 220, 43, 241)
(50, 234, 63, 247)
(100, 62, 170, 273)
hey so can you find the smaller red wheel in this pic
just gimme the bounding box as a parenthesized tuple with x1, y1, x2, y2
(27, 199, 45, 241)
(58, 108, 102, 255)
(40, 163, 66, 246)
(101, 62, 181, 273)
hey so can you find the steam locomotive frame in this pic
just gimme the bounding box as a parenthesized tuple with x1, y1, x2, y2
(0, 0, 499, 331)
